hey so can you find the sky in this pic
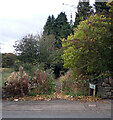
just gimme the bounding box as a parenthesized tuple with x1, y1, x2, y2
(0, 0, 95, 53)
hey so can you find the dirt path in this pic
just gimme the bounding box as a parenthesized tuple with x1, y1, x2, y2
(55, 79, 61, 93)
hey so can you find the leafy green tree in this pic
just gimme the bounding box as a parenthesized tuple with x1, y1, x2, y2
(2, 53, 17, 68)
(48, 48, 64, 78)
(73, 0, 92, 28)
(13, 34, 39, 63)
(38, 34, 64, 77)
(62, 14, 112, 79)
(38, 34, 56, 65)
(106, 1, 113, 75)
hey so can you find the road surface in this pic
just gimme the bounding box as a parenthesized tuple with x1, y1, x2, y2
(2, 100, 112, 118)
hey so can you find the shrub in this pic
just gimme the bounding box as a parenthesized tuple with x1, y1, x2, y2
(3, 66, 30, 98)
(14, 60, 22, 71)
(32, 69, 56, 95)
(60, 70, 89, 96)
(23, 63, 42, 77)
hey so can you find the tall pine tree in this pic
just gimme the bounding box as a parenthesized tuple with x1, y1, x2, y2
(73, 0, 92, 27)
(43, 12, 72, 48)
(94, 1, 110, 17)
(43, 15, 55, 35)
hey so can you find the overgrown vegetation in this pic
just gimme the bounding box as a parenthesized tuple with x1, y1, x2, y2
(3, 66, 56, 98)
(29, 69, 56, 95)
(59, 70, 89, 96)
(62, 14, 112, 78)
(2, 1, 113, 99)
(3, 66, 29, 98)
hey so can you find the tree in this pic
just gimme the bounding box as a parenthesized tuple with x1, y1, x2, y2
(54, 12, 72, 48)
(38, 34, 56, 65)
(43, 12, 72, 48)
(106, 1, 113, 75)
(73, 0, 92, 27)
(13, 34, 39, 63)
(62, 14, 112, 79)
(94, 1, 110, 17)
(38, 34, 65, 78)
(54, 12, 71, 38)
(43, 15, 55, 35)
(2, 53, 17, 68)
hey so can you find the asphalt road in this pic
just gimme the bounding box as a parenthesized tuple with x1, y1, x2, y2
(2, 100, 112, 118)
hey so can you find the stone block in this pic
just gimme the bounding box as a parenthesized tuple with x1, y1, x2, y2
(101, 94, 108, 99)
(106, 92, 111, 96)
(102, 82, 110, 87)
(104, 87, 112, 92)
(104, 78, 109, 84)
(109, 77, 113, 86)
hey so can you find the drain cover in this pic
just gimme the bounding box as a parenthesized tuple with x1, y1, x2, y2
(88, 104, 96, 107)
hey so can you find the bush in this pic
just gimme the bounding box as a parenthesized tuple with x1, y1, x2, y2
(14, 60, 22, 71)
(18, 63, 38, 77)
(31, 69, 56, 95)
(3, 66, 30, 98)
(60, 70, 89, 96)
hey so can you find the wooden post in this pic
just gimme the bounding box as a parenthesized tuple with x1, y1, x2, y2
(93, 85, 96, 97)
(89, 83, 96, 97)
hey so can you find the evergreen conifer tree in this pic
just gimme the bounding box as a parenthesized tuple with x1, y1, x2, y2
(73, 0, 92, 27)
(43, 12, 72, 48)
(94, 1, 110, 17)
(43, 15, 55, 35)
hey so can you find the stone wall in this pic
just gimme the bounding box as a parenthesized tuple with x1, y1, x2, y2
(96, 77, 113, 99)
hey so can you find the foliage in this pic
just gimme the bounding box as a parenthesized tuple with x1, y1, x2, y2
(22, 63, 38, 76)
(62, 14, 112, 80)
(38, 34, 65, 78)
(59, 70, 89, 96)
(13, 34, 39, 63)
(54, 12, 72, 39)
(94, 1, 110, 17)
(38, 34, 56, 64)
(32, 69, 56, 95)
(48, 49, 63, 67)
(43, 15, 55, 35)
(54, 12, 72, 48)
(2, 68, 14, 86)
(43, 12, 72, 48)
(73, 0, 92, 28)
(107, 1, 113, 76)
(14, 59, 22, 71)
(48, 48, 65, 78)
(3, 66, 30, 97)
(2, 53, 17, 68)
